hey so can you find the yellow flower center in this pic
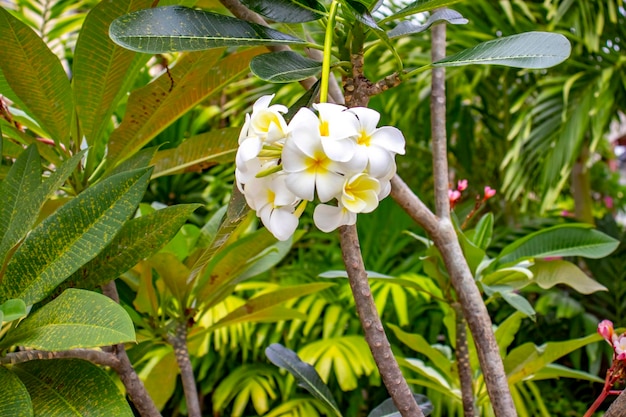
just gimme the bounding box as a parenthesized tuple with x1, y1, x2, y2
(319, 120, 330, 136)
(357, 130, 371, 146)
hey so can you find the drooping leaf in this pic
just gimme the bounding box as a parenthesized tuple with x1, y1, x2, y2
(368, 394, 434, 417)
(13, 359, 133, 416)
(137, 345, 178, 411)
(265, 343, 341, 417)
(150, 252, 191, 304)
(284, 79, 321, 122)
(63, 203, 200, 292)
(530, 260, 607, 294)
(106, 48, 263, 167)
(240, 0, 325, 23)
(0, 168, 152, 305)
(483, 284, 536, 320)
(109, 6, 306, 53)
(251, 51, 322, 83)
(151, 128, 240, 178)
(469, 212, 494, 251)
(530, 363, 603, 383)
(388, 9, 468, 38)
(0, 366, 32, 417)
(382, 0, 465, 22)
(0, 299, 27, 323)
(0, 289, 135, 351)
(74, 0, 153, 147)
(495, 224, 619, 267)
(434, 32, 571, 69)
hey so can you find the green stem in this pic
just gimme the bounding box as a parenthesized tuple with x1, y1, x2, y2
(403, 64, 434, 79)
(320, 0, 339, 104)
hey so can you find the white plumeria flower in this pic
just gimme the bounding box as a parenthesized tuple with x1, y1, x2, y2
(312, 103, 359, 162)
(347, 107, 406, 178)
(341, 173, 381, 213)
(235, 157, 264, 192)
(244, 173, 300, 241)
(313, 203, 357, 232)
(240, 94, 288, 144)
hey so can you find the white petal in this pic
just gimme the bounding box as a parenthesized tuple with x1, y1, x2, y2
(378, 180, 391, 199)
(282, 138, 315, 172)
(313, 204, 356, 233)
(370, 126, 406, 155)
(267, 207, 299, 241)
(237, 136, 263, 163)
(349, 107, 380, 133)
(285, 171, 316, 201)
(252, 94, 275, 112)
(337, 149, 368, 175)
(314, 103, 347, 119)
(238, 114, 251, 143)
(321, 136, 356, 162)
(315, 171, 345, 203)
(366, 147, 395, 178)
(271, 175, 299, 206)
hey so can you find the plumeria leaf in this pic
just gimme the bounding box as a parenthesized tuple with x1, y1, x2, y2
(388, 9, 468, 38)
(368, 394, 434, 417)
(0, 367, 32, 417)
(530, 260, 607, 294)
(483, 284, 536, 320)
(265, 343, 342, 417)
(109, 6, 307, 53)
(284, 79, 321, 122)
(433, 32, 571, 69)
(382, 0, 465, 22)
(240, 0, 325, 23)
(0, 299, 27, 323)
(250, 51, 322, 83)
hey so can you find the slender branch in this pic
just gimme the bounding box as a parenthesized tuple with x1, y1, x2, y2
(339, 225, 423, 417)
(606, 390, 626, 417)
(453, 303, 476, 417)
(167, 321, 201, 417)
(0, 348, 120, 368)
(390, 175, 438, 235)
(102, 282, 162, 417)
(430, 22, 451, 219)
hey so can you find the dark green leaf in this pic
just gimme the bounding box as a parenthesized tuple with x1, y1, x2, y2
(240, 0, 325, 23)
(13, 359, 133, 416)
(388, 9, 467, 38)
(284, 79, 321, 122)
(109, 6, 306, 53)
(434, 32, 572, 69)
(470, 212, 494, 250)
(0, 366, 32, 417)
(0, 289, 135, 350)
(265, 343, 341, 417)
(0, 299, 27, 322)
(483, 284, 536, 320)
(382, 0, 465, 22)
(368, 394, 433, 416)
(251, 51, 322, 83)
(0, 168, 152, 305)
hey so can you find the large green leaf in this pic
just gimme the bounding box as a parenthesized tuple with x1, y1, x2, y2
(0, 289, 134, 350)
(63, 203, 200, 292)
(109, 6, 307, 53)
(240, 0, 325, 23)
(504, 333, 601, 385)
(73, 0, 153, 147)
(265, 343, 341, 417)
(13, 359, 133, 416)
(434, 32, 571, 69)
(0, 366, 32, 417)
(381, 0, 465, 22)
(250, 51, 322, 83)
(388, 8, 468, 38)
(0, 299, 27, 323)
(495, 224, 619, 267)
(0, 168, 152, 305)
(529, 259, 607, 294)
(106, 48, 262, 167)
(151, 127, 239, 178)
(0, 8, 73, 145)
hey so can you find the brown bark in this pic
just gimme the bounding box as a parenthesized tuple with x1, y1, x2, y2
(167, 322, 201, 417)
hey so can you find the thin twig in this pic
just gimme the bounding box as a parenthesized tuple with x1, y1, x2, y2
(167, 321, 201, 417)
(0, 348, 120, 368)
(452, 303, 476, 417)
(339, 225, 423, 417)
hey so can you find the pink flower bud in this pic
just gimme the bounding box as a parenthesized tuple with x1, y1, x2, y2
(457, 179, 468, 191)
(448, 189, 461, 202)
(484, 186, 496, 200)
(598, 319, 615, 344)
(604, 196, 614, 209)
(617, 351, 626, 361)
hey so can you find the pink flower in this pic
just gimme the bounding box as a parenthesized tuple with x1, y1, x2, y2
(484, 186, 496, 200)
(598, 320, 615, 344)
(457, 179, 468, 191)
(614, 335, 626, 359)
(448, 189, 461, 203)
(604, 196, 614, 209)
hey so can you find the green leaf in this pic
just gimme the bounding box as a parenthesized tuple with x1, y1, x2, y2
(382, 0, 465, 22)
(483, 284, 536, 320)
(150, 252, 191, 304)
(0, 299, 27, 322)
(265, 343, 341, 417)
(529, 363, 603, 383)
(0, 168, 152, 305)
(109, 6, 307, 53)
(0, 8, 73, 145)
(495, 311, 525, 358)
(251, 51, 322, 83)
(0, 289, 135, 350)
(388, 9, 467, 38)
(13, 359, 133, 416)
(530, 259, 607, 294)
(284, 79, 321, 123)
(63, 203, 200, 292)
(0, 366, 32, 417)
(434, 32, 571, 69)
(106, 48, 262, 166)
(368, 394, 433, 417)
(504, 333, 602, 385)
(240, 0, 325, 23)
(496, 224, 619, 267)
(137, 346, 178, 410)
(151, 127, 240, 178)
(470, 212, 494, 251)
(74, 0, 153, 147)
(211, 283, 334, 329)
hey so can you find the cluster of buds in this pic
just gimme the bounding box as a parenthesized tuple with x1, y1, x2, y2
(598, 320, 626, 360)
(235, 95, 405, 241)
(448, 179, 496, 210)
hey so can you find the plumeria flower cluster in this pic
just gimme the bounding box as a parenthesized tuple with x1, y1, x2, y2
(235, 95, 405, 241)
(599, 320, 626, 361)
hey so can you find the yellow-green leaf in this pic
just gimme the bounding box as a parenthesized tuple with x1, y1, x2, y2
(0, 366, 32, 417)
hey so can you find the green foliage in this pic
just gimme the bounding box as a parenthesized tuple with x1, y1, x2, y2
(239, 0, 325, 23)
(251, 51, 323, 83)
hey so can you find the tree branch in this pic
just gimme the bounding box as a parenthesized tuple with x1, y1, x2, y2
(0, 348, 120, 368)
(453, 303, 476, 417)
(605, 390, 626, 417)
(166, 321, 201, 417)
